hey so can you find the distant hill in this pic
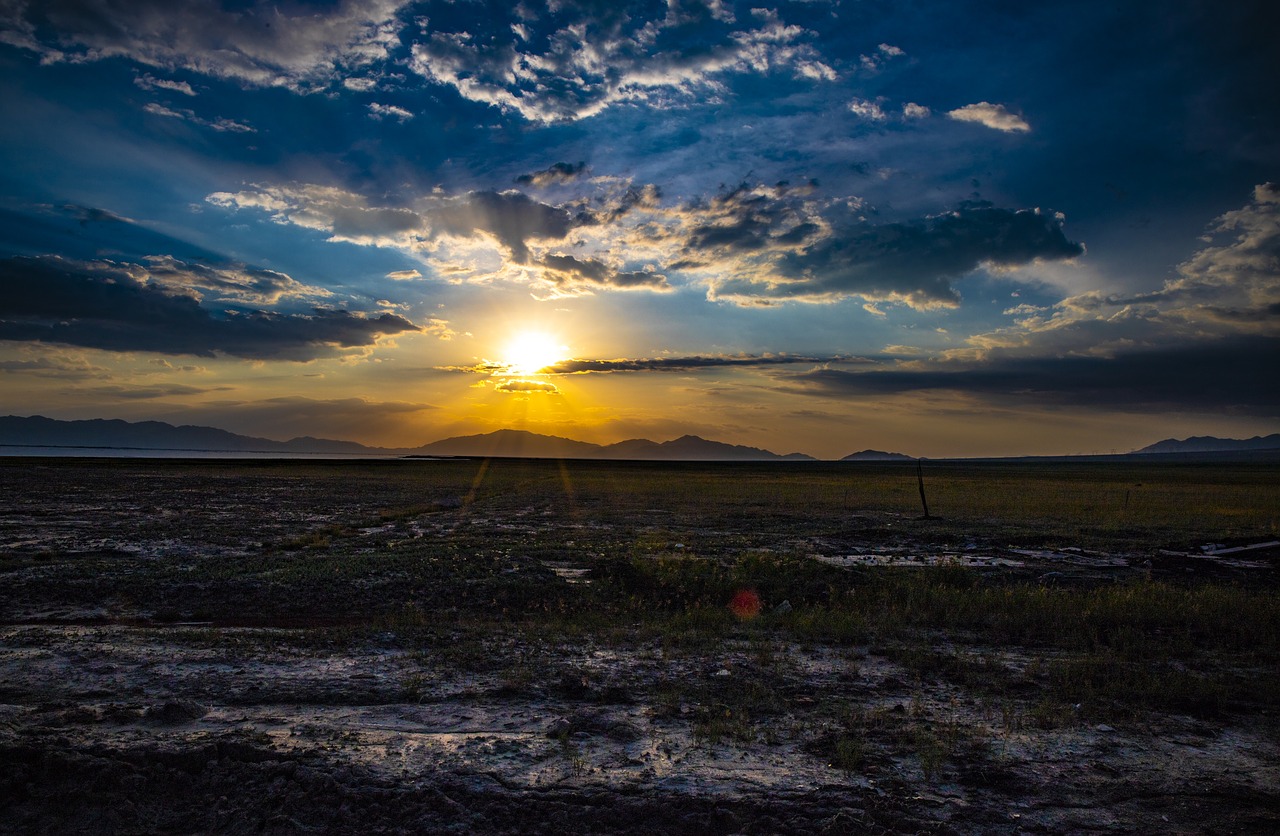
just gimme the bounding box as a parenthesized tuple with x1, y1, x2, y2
(1135, 434, 1280, 454)
(0, 414, 377, 454)
(841, 449, 914, 462)
(415, 429, 601, 459)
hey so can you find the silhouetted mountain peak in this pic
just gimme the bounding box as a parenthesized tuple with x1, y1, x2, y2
(1135, 434, 1280, 454)
(841, 449, 914, 461)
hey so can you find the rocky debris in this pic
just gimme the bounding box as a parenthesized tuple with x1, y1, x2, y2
(143, 700, 209, 725)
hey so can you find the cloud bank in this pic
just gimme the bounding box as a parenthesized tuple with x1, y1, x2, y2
(0, 255, 418, 359)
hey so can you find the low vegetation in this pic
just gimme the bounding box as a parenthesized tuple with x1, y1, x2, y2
(2, 455, 1278, 832)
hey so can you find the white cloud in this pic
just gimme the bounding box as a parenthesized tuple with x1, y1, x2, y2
(946, 102, 1030, 133)
(134, 73, 196, 96)
(902, 102, 930, 119)
(143, 102, 185, 120)
(368, 102, 413, 121)
(143, 102, 254, 133)
(859, 42, 905, 73)
(848, 97, 886, 121)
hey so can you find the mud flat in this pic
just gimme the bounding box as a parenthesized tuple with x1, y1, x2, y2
(2, 457, 1278, 833)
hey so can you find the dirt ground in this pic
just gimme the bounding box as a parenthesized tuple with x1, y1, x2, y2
(2, 457, 1278, 834)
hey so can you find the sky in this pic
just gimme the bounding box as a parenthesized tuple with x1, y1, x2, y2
(1, 0, 1277, 458)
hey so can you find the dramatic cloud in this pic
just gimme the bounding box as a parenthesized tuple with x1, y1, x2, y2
(667, 180, 823, 265)
(430, 191, 574, 263)
(408, 1, 836, 122)
(0, 255, 417, 359)
(209, 176, 1085, 309)
(2, 0, 407, 91)
(782, 185, 1280, 419)
(705, 200, 1084, 308)
(947, 102, 1031, 133)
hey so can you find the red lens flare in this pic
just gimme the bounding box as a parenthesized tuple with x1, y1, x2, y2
(729, 588, 762, 620)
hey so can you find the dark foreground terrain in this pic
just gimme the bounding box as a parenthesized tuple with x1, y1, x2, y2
(2, 456, 1278, 834)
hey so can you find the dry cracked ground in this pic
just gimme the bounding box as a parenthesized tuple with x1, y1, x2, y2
(1, 457, 1278, 834)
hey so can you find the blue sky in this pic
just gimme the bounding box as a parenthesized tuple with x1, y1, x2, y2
(1, 0, 1276, 456)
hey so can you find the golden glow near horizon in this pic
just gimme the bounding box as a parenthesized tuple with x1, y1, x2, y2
(501, 331, 567, 375)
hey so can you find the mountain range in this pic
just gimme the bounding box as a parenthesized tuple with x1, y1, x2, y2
(0, 415, 815, 461)
(3, 415, 1276, 461)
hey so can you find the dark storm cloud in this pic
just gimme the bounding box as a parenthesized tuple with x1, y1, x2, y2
(516, 162, 589, 188)
(678, 180, 821, 255)
(540, 354, 856, 375)
(711, 201, 1084, 307)
(0, 256, 418, 360)
(536, 254, 668, 291)
(792, 337, 1280, 415)
(431, 191, 573, 263)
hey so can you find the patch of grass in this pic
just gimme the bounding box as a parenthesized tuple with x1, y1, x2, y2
(830, 733, 866, 771)
(1045, 654, 1231, 719)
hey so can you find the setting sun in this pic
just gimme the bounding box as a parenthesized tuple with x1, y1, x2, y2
(502, 332, 566, 375)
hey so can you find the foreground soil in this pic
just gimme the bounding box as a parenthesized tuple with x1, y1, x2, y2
(2, 456, 1278, 834)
